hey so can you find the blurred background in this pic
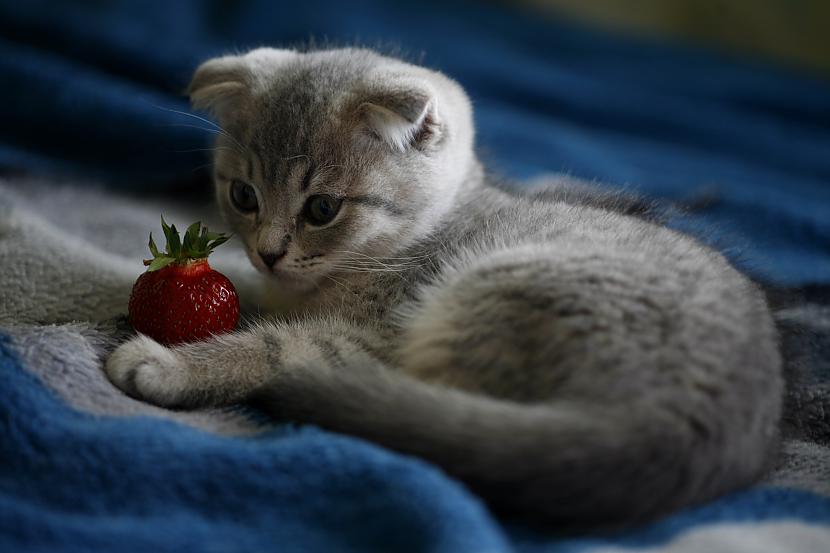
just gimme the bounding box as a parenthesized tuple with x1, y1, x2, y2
(517, 0, 830, 73)
(0, 0, 828, 284)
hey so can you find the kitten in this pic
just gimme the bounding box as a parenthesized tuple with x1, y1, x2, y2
(106, 48, 782, 527)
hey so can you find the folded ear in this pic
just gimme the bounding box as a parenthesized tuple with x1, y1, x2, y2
(187, 56, 249, 120)
(359, 86, 441, 153)
(188, 48, 296, 120)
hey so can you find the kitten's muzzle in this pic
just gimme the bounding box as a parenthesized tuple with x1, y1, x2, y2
(259, 249, 287, 269)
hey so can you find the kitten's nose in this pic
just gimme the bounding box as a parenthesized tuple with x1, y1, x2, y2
(259, 249, 287, 269)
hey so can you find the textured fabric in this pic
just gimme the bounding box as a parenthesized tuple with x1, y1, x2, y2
(1, 185, 829, 552)
(1, 0, 829, 551)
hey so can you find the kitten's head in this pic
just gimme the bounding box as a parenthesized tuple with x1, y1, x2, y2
(188, 47, 477, 292)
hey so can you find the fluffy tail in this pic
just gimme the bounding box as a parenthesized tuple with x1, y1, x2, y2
(253, 359, 768, 528)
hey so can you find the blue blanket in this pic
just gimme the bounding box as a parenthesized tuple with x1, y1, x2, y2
(1, 0, 829, 551)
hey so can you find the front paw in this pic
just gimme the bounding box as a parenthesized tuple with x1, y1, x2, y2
(105, 335, 189, 407)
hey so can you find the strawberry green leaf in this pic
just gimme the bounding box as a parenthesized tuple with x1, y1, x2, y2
(147, 256, 175, 272)
(160, 215, 172, 250)
(182, 229, 193, 257)
(148, 233, 160, 257)
(193, 228, 205, 253)
(147, 217, 232, 266)
(168, 224, 181, 257)
(185, 221, 204, 258)
(208, 235, 231, 250)
(186, 221, 201, 242)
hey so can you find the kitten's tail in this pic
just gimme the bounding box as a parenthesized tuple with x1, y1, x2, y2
(253, 359, 766, 528)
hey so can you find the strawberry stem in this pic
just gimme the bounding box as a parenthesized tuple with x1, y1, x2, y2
(144, 216, 232, 272)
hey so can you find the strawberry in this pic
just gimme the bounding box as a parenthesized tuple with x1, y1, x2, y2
(128, 217, 240, 345)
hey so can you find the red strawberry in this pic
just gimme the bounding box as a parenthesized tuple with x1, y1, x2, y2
(128, 217, 240, 345)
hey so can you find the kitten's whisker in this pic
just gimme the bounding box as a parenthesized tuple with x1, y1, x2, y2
(335, 260, 421, 271)
(330, 264, 410, 274)
(337, 255, 422, 265)
(334, 256, 420, 267)
(341, 257, 426, 265)
(330, 265, 414, 285)
(335, 249, 433, 262)
(165, 123, 248, 154)
(166, 122, 224, 134)
(152, 105, 223, 131)
(152, 103, 247, 153)
(336, 258, 425, 271)
(327, 273, 350, 286)
(331, 263, 399, 271)
(323, 274, 351, 293)
(190, 162, 214, 174)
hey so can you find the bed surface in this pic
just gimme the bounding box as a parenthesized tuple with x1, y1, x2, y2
(1, 0, 828, 551)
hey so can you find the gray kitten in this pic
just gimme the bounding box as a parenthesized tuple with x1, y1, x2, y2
(106, 48, 782, 527)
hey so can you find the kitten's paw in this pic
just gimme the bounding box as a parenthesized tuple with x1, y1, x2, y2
(105, 335, 189, 407)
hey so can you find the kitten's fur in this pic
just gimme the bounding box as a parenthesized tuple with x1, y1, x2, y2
(106, 48, 782, 527)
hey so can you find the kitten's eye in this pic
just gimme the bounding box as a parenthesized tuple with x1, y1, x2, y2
(304, 195, 343, 226)
(230, 180, 259, 213)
